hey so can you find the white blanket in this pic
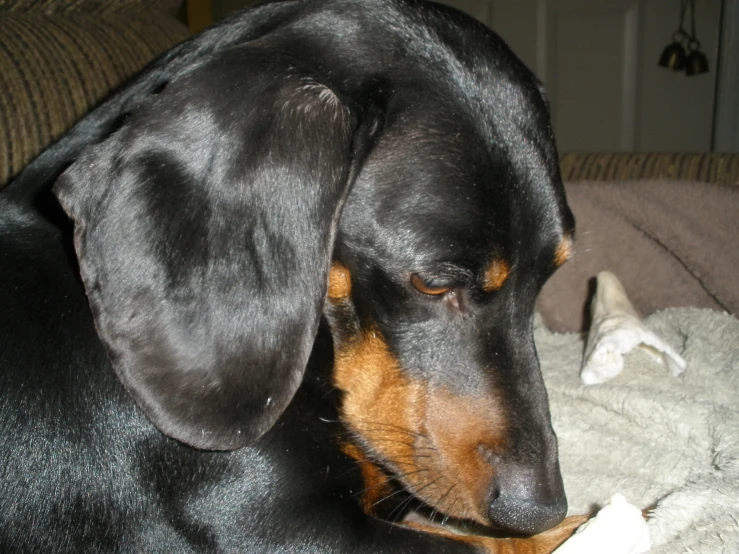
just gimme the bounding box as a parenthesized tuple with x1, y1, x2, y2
(535, 307, 739, 553)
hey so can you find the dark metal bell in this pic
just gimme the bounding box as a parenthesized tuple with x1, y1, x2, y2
(658, 42, 686, 71)
(685, 49, 709, 76)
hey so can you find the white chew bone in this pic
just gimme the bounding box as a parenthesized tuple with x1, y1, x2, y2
(581, 271, 686, 385)
(554, 494, 651, 554)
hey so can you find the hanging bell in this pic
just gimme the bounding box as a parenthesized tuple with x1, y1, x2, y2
(684, 39, 709, 75)
(658, 41, 687, 71)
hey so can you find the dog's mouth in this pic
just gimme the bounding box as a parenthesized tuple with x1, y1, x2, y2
(352, 452, 516, 538)
(332, 328, 509, 528)
(338, 407, 499, 526)
(404, 505, 532, 539)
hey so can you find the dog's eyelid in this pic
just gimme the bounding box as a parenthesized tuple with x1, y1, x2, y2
(410, 273, 454, 296)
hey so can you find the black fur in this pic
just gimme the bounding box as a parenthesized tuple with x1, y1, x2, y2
(0, 1, 574, 552)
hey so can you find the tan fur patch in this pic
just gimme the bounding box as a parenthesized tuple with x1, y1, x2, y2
(341, 441, 393, 516)
(334, 328, 507, 525)
(483, 259, 510, 292)
(423, 388, 506, 523)
(403, 515, 588, 553)
(333, 328, 421, 473)
(328, 262, 352, 300)
(553, 236, 573, 267)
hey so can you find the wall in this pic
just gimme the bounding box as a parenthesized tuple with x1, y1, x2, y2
(209, 0, 724, 152)
(213, 0, 260, 21)
(439, 0, 723, 153)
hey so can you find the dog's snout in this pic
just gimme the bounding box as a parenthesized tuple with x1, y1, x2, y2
(487, 459, 567, 535)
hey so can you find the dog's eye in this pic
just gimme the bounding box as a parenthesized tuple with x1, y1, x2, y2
(410, 274, 451, 296)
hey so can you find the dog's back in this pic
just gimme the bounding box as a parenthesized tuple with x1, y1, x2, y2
(0, 190, 364, 551)
(0, 187, 168, 550)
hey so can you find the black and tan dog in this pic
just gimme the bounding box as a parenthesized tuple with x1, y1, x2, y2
(0, 0, 580, 552)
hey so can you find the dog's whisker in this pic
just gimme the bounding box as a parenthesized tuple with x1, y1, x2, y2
(351, 420, 426, 438)
(384, 459, 419, 467)
(387, 491, 421, 524)
(380, 453, 432, 461)
(430, 481, 459, 522)
(441, 494, 463, 526)
(361, 437, 437, 450)
(359, 468, 429, 498)
(384, 474, 446, 524)
(392, 468, 429, 481)
(370, 483, 414, 508)
(367, 467, 436, 509)
(405, 475, 444, 501)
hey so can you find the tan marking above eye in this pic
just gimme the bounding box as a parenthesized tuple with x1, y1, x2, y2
(410, 274, 451, 296)
(482, 259, 510, 292)
(328, 262, 352, 300)
(554, 236, 573, 267)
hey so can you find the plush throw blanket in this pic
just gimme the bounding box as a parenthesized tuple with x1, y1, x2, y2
(535, 308, 739, 553)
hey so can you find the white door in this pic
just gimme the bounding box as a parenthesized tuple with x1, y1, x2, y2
(435, 0, 721, 152)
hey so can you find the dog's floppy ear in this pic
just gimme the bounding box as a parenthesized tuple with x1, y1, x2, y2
(54, 48, 384, 450)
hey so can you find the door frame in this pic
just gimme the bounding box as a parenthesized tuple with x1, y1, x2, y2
(713, 0, 739, 152)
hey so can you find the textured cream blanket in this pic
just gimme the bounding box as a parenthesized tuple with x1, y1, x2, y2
(536, 308, 739, 553)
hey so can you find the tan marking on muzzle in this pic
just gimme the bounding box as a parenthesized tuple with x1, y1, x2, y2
(340, 441, 393, 517)
(333, 328, 507, 525)
(403, 514, 588, 553)
(333, 327, 422, 470)
(423, 388, 507, 524)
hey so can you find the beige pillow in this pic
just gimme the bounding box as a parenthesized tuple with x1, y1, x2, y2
(537, 179, 739, 332)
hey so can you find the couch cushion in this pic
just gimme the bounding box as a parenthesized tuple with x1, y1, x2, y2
(560, 152, 739, 186)
(0, 0, 182, 15)
(0, 4, 188, 186)
(537, 179, 739, 332)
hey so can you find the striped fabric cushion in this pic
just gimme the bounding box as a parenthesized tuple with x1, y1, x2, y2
(0, 0, 182, 15)
(559, 152, 739, 186)
(0, 3, 188, 186)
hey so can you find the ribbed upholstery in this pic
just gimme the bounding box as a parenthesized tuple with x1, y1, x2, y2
(560, 152, 739, 186)
(0, 0, 182, 15)
(0, 1, 188, 186)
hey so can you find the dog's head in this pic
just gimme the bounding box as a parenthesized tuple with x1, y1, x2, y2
(54, 0, 572, 536)
(324, 74, 573, 532)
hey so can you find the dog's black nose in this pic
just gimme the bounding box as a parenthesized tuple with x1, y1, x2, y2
(487, 461, 567, 535)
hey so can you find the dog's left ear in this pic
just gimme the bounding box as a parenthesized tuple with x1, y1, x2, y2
(54, 49, 384, 450)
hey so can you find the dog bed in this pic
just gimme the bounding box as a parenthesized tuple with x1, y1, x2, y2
(535, 306, 739, 553)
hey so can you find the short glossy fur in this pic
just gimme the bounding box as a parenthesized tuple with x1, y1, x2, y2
(0, 1, 577, 552)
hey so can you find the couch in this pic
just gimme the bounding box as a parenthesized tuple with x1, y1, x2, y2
(0, 0, 189, 187)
